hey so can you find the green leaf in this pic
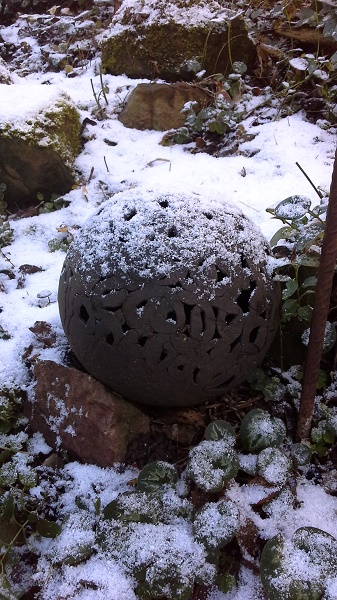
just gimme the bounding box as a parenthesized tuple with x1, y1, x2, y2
(103, 491, 162, 524)
(263, 378, 286, 403)
(269, 226, 294, 247)
(323, 430, 335, 444)
(36, 518, 62, 538)
(216, 573, 236, 594)
(317, 369, 328, 391)
(260, 528, 337, 600)
(274, 195, 311, 221)
(247, 368, 267, 391)
(301, 276, 317, 288)
(27, 512, 38, 523)
(281, 298, 299, 321)
(0, 573, 13, 600)
(208, 120, 229, 134)
(304, 322, 337, 352)
(291, 443, 312, 467)
(322, 321, 336, 353)
(198, 107, 217, 121)
(188, 440, 239, 492)
(193, 500, 239, 550)
(205, 420, 236, 443)
(257, 447, 291, 485)
(295, 221, 324, 251)
(240, 409, 286, 453)
(231, 61, 247, 75)
(282, 279, 298, 300)
(137, 461, 178, 494)
(2, 493, 15, 521)
(298, 255, 320, 268)
(0, 449, 12, 464)
(297, 305, 313, 322)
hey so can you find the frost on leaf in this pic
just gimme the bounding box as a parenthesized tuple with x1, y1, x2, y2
(187, 439, 239, 493)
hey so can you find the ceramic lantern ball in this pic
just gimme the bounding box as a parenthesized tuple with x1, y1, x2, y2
(58, 189, 280, 407)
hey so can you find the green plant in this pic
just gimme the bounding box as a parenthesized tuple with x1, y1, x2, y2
(0, 388, 61, 597)
(48, 237, 72, 252)
(256, 447, 291, 485)
(240, 409, 286, 453)
(36, 192, 68, 214)
(90, 65, 109, 117)
(160, 63, 248, 149)
(193, 500, 239, 550)
(18, 410, 337, 599)
(260, 526, 337, 599)
(267, 191, 337, 371)
(136, 461, 179, 494)
(187, 439, 239, 493)
(310, 403, 337, 457)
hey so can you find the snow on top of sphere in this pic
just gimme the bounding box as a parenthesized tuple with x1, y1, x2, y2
(68, 188, 270, 285)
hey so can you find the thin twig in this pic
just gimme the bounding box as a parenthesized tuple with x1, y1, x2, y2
(103, 156, 109, 173)
(88, 166, 94, 183)
(296, 162, 323, 199)
(0, 248, 14, 268)
(99, 66, 109, 106)
(90, 78, 100, 110)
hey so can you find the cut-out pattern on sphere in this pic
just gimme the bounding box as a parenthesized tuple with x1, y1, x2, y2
(58, 190, 280, 407)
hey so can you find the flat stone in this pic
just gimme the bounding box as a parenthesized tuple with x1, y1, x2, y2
(118, 82, 211, 131)
(25, 360, 150, 467)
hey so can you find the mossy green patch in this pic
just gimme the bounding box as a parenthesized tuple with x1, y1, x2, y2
(101, 19, 256, 81)
(0, 92, 81, 169)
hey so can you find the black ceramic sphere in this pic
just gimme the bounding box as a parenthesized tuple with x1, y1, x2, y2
(58, 190, 280, 407)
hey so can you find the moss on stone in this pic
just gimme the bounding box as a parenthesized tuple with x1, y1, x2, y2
(101, 18, 256, 81)
(0, 92, 81, 169)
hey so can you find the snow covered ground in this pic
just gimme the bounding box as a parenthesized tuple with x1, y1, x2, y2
(1, 15, 337, 598)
